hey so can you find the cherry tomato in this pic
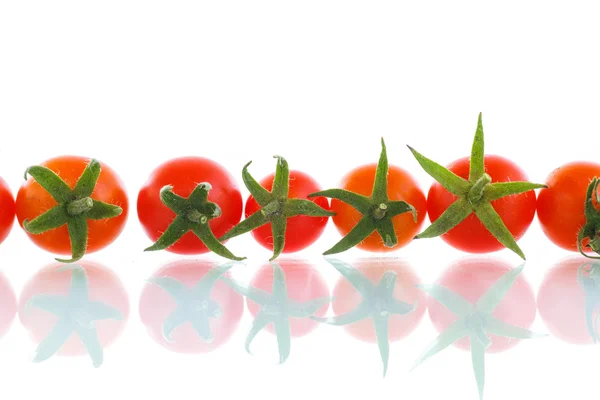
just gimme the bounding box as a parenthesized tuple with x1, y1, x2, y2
(330, 258, 426, 342)
(15, 156, 128, 256)
(18, 261, 129, 358)
(246, 260, 330, 337)
(0, 177, 15, 246)
(139, 260, 244, 353)
(245, 171, 329, 254)
(331, 164, 427, 252)
(537, 257, 598, 345)
(137, 157, 242, 255)
(427, 155, 537, 254)
(428, 258, 537, 353)
(0, 272, 17, 340)
(537, 162, 600, 252)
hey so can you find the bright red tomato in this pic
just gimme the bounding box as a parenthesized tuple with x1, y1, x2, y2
(245, 171, 329, 254)
(137, 157, 243, 254)
(330, 258, 426, 342)
(427, 155, 537, 253)
(18, 261, 129, 357)
(331, 165, 427, 252)
(537, 162, 600, 252)
(428, 258, 537, 353)
(139, 260, 244, 353)
(0, 177, 15, 246)
(537, 257, 597, 345)
(0, 272, 17, 340)
(15, 156, 128, 256)
(246, 260, 330, 337)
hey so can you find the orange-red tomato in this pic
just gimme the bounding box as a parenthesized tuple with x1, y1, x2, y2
(15, 156, 128, 256)
(139, 260, 244, 353)
(537, 161, 600, 252)
(428, 155, 537, 254)
(330, 164, 427, 251)
(428, 258, 537, 353)
(330, 258, 426, 342)
(18, 261, 129, 357)
(0, 177, 15, 246)
(537, 257, 597, 345)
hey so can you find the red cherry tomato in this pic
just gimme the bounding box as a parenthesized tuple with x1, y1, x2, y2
(428, 258, 537, 353)
(247, 260, 330, 337)
(537, 257, 597, 345)
(331, 165, 427, 252)
(139, 260, 244, 353)
(137, 157, 243, 255)
(245, 171, 329, 254)
(15, 156, 128, 256)
(0, 177, 15, 246)
(0, 272, 17, 340)
(427, 155, 537, 253)
(330, 258, 426, 342)
(18, 261, 129, 357)
(537, 162, 600, 252)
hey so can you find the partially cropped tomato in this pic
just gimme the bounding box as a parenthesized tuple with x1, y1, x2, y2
(139, 260, 244, 353)
(537, 162, 600, 252)
(246, 260, 330, 337)
(0, 272, 17, 340)
(427, 155, 537, 254)
(427, 258, 537, 353)
(15, 156, 128, 259)
(537, 257, 599, 345)
(331, 165, 426, 252)
(0, 177, 15, 246)
(18, 261, 129, 364)
(330, 258, 426, 342)
(137, 157, 242, 255)
(245, 171, 329, 254)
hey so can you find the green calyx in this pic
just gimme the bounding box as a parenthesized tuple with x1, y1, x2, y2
(219, 155, 335, 261)
(309, 138, 417, 255)
(144, 183, 245, 261)
(22, 159, 123, 263)
(577, 178, 600, 258)
(408, 113, 547, 260)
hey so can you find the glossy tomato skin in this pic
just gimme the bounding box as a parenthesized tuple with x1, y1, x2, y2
(330, 258, 426, 342)
(537, 162, 600, 252)
(137, 157, 243, 255)
(428, 258, 537, 353)
(427, 155, 537, 254)
(247, 259, 330, 337)
(18, 261, 129, 356)
(244, 171, 329, 254)
(537, 257, 596, 345)
(139, 260, 244, 353)
(331, 164, 427, 252)
(15, 156, 128, 256)
(0, 177, 15, 246)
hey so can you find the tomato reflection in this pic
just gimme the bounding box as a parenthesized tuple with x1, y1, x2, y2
(139, 260, 244, 353)
(0, 272, 16, 340)
(18, 262, 129, 367)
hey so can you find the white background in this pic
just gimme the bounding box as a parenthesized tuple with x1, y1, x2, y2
(1, 1, 599, 399)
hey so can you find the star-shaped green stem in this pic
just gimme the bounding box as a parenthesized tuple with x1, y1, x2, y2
(407, 113, 546, 260)
(222, 263, 331, 364)
(219, 156, 335, 261)
(308, 139, 417, 255)
(144, 183, 245, 261)
(25, 264, 124, 368)
(312, 259, 417, 377)
(22, 159, 123, 263)
(148, 262, 238, 343)
(577, 262, 600, 342)
(412, 265, 546, 400)
(577, 178, 600, 258)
